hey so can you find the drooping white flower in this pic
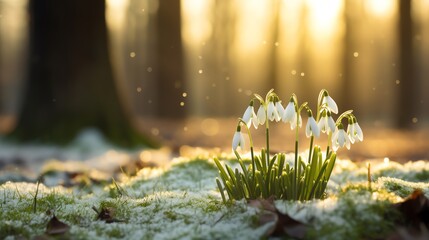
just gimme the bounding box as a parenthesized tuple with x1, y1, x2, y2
(275, 101, 284, 122)
(347, 121, 356, 144)
(267, 100, 279, 122)
(306, 115, 320, 138)
(242, 105, 253, 128)
(327, 112, 336, 133)
(291, 113, 302, 130)
(318, 115, 329, 133)
(318, 110, 336, 134)
(322, 93, 338, 114)
(232, 126, 246, 151)
(251, 110, 259, 129)
(354, 122, 363, 141)
(242, 101, 258, 128)
(332, 124, 351, 151)
(348, 118, 363, 143)
(256, 105, 266, 125)
(282, 100, 295, 124)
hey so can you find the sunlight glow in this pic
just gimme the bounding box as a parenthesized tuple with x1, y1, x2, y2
(235, 0, 272, 52)
(200, 118, 219, 136)
(181, 0, 213, 45)
(365, 0, 395, 18)
(383, 157, 390, 166)
(106, 0, 129, 31)
(305, 0, 343, 38)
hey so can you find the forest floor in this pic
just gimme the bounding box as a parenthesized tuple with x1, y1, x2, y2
(1, 118, 429, 239)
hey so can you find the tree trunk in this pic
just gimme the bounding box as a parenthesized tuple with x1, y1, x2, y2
(156, 0, 185, 118)
(397, 0, 417, 128)
(9, 0, 157, 147)
(341, 0, 359, 111)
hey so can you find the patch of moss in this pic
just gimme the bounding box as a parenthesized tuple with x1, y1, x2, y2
(415, 169, 429, 181)
(308, 193, 399, 240)
(163, 210, 178, 221)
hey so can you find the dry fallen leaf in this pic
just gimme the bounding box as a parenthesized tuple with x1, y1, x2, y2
(387, 189, 429, 239)
(394, 189, 429, 227)
(45, 215, 70, 235)
(248, 198, 308, 239)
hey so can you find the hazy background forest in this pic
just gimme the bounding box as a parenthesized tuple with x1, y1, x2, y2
(0, 0, 428, 154)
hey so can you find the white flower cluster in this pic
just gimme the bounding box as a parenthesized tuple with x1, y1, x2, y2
(232, 90, 363, 152)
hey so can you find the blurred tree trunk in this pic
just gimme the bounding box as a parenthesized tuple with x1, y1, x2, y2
(267, 0, 280, 93)
(397, 0, 417, 128)
(156, 0, 185, 118)
(9, 0, 157, 147)
(341, 0, 359, 111)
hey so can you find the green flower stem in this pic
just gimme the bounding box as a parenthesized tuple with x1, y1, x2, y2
(325, 145, 330, 159)
(308, 136, 314, 164)
(326, 131, 332, 159)
(294, 139, 298, 199)
(265, 114, 270, 168)
(293, 115, 299, 200)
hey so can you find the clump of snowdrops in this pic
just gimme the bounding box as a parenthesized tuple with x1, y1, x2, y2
(215, 89, 363, 202)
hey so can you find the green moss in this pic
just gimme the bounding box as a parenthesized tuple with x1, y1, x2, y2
(383, 181, 414, 198)
(105, 226, 125, 238)
(203, 200, 223, 213)
(36, 191, 75, 213)
(415, 169, 429, 181)
(163, 210, 178, 221)
(98, 198, 131, 220)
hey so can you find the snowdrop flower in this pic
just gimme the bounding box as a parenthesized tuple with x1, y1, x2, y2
(347, 117, 363, 143)
(322, 92, 338, 114)
(305, 112, 320, 138)
(267, 99, 279, 122)
(242, 100, 259, 129)
(282, 100, 295, 123)
(275, 100, 284, 122)
(256, 104, 266, 126)
(251, 110, 259, 129)
(354, 121, 363, 141)
(318, 110, 336, 134)
(232, 125, 246, 151)
(332, 124, 351, 151)
(291, 113, 302, 130)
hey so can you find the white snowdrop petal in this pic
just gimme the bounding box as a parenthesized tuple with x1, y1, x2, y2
(242, 106, 253, 127)
(328, 117, 336, 133)
(239, 133, 246, 150)
(318, 117, 327, 133)
(345, 134, 351, 149)
(275, 102, 284, 121)
(347, 124, 355, 144)
(311, 118, 320, 138)
(252, 112, 259, 129)
(283, 102, 295, 122)
(267, 102, 276, 121)
(257, 106, 266, 125)
(232, 132, 241, 150)
(326, 96, 339, 114)
(338, 130, 346, 147)
(355, 123, 364, 141)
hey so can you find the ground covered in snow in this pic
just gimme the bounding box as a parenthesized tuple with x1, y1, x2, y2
(1, 145, 429, 239)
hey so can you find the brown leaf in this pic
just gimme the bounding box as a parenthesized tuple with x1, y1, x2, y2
(394, 189, 429, 227)
(248, 198, 308, 239)
(386, 190, 429, 239)
(45, 215, 70, 235)
(248, 197, 276, 212)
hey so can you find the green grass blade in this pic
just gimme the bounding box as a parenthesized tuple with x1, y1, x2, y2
(216, 178, 227, 203)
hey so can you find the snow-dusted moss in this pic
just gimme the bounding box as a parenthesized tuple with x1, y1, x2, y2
(1, 155, 429, 239)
